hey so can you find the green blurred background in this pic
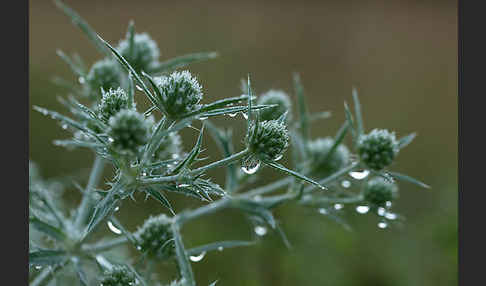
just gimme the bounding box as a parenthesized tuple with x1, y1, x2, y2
(29, 0, 457, 285)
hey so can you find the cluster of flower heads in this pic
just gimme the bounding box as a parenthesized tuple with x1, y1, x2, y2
(308, 137, 350, 177)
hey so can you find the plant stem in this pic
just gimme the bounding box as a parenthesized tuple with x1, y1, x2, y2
(303, 163, 359, 194)
(74, 155, 105, 229)
(171, 223, 196, 286)
(242, 176, 294, 198)
(176, 199, 231, 226)
(82, 236, 129, 253)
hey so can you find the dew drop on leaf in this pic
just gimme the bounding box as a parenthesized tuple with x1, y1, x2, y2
(334, 203, 344, 210)
(254, 226, 267, 236)
(78, 77, 85, 84)
(241, 159, 260, 175)
(378, 221, 388, 229)
(107, 221, 122, 235)
(341, 180, 351, 188)
(242, 112, 249, 120)
(136, 85, 143, 91)
(385, 212, 397, 220)
(228, 113, 237, 117)
(217, 246, 223, 251)
(189, 251, 206, 262)
(356, 205, 370, 214)
(349, 170, 370, 180)
(377, 207, 386, 216)
(318, 208, 328, 215)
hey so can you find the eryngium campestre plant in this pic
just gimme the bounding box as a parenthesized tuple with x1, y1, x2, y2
(30, 2, 430, 286)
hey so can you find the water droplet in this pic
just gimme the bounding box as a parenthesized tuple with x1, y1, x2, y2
(341, 180, 351, 188)
(136, 246, 142, 251)
(253, 195, 262, 202)
(242, 112, 249, 120)
(198, 116, 208, 121)
(61, 124, 68, 130)
(349, 170, 370, 180)
(217, 246, 223, 251)
(172, 153, 180, 159)
(107, 221, 122, 234)
(241, 159, 261, 175)
(273, 154, 283, 161)
(34, 265, 42, 270)
(385, 201, 392, 208)
(114, 206, 120, 212)
(177, 183, 191, 188)
(334, 203, 344, 210)
(78, 77, 85, 84)
(356, 205, 370, 214)
(189, 251, 206, 262)
(378, 221, 388, 229)
(228, 113, 238, 117)
(385, 212, 397, 220)
(108, 137, 114, 143)
(254, 226, 267, 236)
(136, 85, 143, 91)
(377, 207, 386, 216)
(318, 208, 328, 215)
(141, 172, 147, 177)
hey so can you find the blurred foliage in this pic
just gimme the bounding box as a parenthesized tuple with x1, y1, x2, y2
(29, 0, 457, 285)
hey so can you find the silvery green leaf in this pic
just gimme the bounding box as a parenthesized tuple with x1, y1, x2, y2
(197, 104, 274, 118)
(29, 216, 66, 242)
(71, 257, 88, 286)
(29, 250, 67, 266)
(170, 125, 204, 174)
(144, 187, 175, 215)
(398, 132, 417, 149)
(233, 199, 276, 228)
(265, 161, 327, 191)
(209, 281, 219, 286)
(183, 94, 254, 118)
(309, 111, 332, 122)
(54, 0, 111, 56)
(86, 188, 120, 235)
(343, 101, 357, 144)
(186, 240, 255, 256)
(352, 87, 364, 137)
(246, 74, 253, 132)
(56, 50, 86, 77)
(151, 51, 219, 74)
(171, 224, 196, 286)
(293, 73, 310, 141)
(321, 121, 349, 163)
(387, 171, 430, 189)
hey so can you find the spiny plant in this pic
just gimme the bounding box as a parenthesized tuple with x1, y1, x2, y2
(29, 1, 430, 285)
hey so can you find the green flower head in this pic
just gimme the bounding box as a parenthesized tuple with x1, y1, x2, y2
(100, 265, 136, 286)
(154, 71, 203, 119)
(308, 137, 350, 177)
(108, 109, 151, 155)
(85, 58, 122, 100)
(358, 129, 399, 170)
(364, 177, 399, 207)
(246, 120, 289, 161)
(117, 32, 160, 73)
(98, 87, 131, 123)
(134, 214, 174, 258)
(257, 89, 292, 121)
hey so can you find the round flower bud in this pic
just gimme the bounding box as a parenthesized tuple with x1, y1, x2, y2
(108, 109, 151, 154)
(246, 120, 289, 161)
(364, 177, 398, 207)
(117, 33, 160, 73)
(357, 129, 399, 170)
(98, 88, 130, 123)
(155, 71, 203, 119)
(257, 90, 292, 121)
(307, 137, 350, 177)
(134, 214, 174, 258)
(153, 132, 182, 161)
(85, 58, 122, 100)
(100, 265, 136, 286)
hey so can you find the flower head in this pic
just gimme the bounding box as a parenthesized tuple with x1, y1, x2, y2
(155, 71, 203, 119)
(308, 137, 350, 176)
(364, 177, 398, 207)
(85, 58, 122, 100)
(358, 129, 399, 170)
(108, 109, 151, 154)
(117, 32, 160, 73)
(100, 265, 136, 286)
(246, 120, 289, 161)
(98, 88, 131, 123)
(257, 90, 292, 121)
(134, 214, 174, 258)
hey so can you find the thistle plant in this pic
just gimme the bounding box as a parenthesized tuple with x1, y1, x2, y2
(29, 2, 430, 286)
